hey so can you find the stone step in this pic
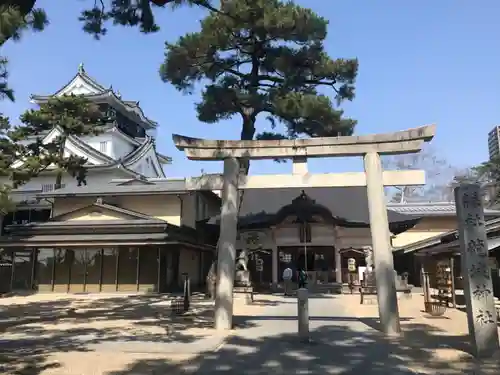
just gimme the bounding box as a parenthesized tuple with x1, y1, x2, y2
(276, 283, 343, 295)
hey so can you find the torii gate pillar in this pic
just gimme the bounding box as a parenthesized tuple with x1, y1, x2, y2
(173, 125, 436, 334)
(364, 152, 400, 334)
(214, 157, 239, 330)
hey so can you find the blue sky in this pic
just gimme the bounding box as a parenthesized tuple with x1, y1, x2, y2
(2, 0, 500, 178)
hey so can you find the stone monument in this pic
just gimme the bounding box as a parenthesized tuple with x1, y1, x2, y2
(235, 249, 251, 287)
(233, 233, 255, 305)
(233, 250, 254, 305)
(363, 246, 374, 272)
(455, 184, 499, 358)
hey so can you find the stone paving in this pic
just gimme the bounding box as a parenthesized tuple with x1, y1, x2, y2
(170, 294, 433, 375)
(1, 292, 500, 374)
(344, 293, 500, 375)
(0, 293, 290, 374)
(0, 293, 222, 374)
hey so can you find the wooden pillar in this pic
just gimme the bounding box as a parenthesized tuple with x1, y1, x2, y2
(335, 248, 342, 283)
(136, 247, 141, 292)
(114, 248, 120, 292)
(98, 248, 103, 292)
(83, 249, 88, 292)
(271, 228, 278, 290)
(9, 249, 14, 292)
(157, 247, 162, 293)
(172, 247, 180, 289)
(199, 251, 204, 288)
(30, 248, 36, 291)
(450, 255, 457, 308)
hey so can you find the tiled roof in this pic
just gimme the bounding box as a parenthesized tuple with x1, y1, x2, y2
(30, 65, 158, 129)
(37, 177, 187, 197)
(394, 217, 500, 254)
(387, 202, 500, 217)
(205, 187, 421, 234)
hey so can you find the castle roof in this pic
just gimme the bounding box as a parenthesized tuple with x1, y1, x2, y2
(12, 126, 170, 179)
(30, 63, 158, 130)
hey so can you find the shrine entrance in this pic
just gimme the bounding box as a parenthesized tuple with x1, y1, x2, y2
(278, 245, 334, 284)
(173, 125, 436, 334)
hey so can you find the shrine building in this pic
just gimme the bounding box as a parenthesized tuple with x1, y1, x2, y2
(2, 66, 499, 295)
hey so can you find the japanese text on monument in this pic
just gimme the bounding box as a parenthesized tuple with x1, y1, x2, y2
(455, 184, 499, 357)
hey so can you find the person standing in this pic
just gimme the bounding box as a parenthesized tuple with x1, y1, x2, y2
(297, 267, 308, 289)
(282, 266, 293, 296)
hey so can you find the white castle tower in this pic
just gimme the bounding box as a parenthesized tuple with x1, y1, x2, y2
(4, 63, 172, 225)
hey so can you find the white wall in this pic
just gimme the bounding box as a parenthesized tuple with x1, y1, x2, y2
(124, 147, 163, 178)
(180, 193, 196, 228)
(80, 133, 113, 159)
(111, 133, 136, 160)
(17, 132, 132, 164)
(80, 132, 135, 160)
(335, 227, 372, 248)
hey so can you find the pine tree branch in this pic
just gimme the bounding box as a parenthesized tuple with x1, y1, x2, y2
(0, 1, 48, 46)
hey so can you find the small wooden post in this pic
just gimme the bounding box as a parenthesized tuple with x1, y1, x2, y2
(450, 256, 457, 308)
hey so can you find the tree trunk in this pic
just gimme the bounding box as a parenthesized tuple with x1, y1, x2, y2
(206, 36, 260, 297)
(54, 140, 66, 190)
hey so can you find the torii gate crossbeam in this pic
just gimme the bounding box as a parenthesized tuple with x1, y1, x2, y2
(172, 125, 436, 336)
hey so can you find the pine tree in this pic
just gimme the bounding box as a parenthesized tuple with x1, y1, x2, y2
(160, 0, 357, 142)
(0, 3, 48, 46)
(0, 1, 214, 100)
(159, 0, 358, 289)
(470, 158, 500, 206)
(1, 1, 185, 45)
(0, 114, 24, 215)
(10, 95, 108, 190)
(0, 57, 13, 102)
(0, 21, 30, 214)
(1, 3, 48, 105)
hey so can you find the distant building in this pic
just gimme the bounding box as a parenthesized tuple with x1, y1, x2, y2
(1, 63, 172, 230)
(488, 125, 500, 160)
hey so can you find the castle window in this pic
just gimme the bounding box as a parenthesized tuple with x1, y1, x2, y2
(99, 141, 108, 153)
(41, 184, 53, 192)
(107, 107, 116, 119)
(42, 183, 66, 192)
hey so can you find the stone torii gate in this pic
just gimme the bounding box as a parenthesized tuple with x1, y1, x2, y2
(172, 125, 435, 335)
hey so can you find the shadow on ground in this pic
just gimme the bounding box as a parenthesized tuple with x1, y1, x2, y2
(0, 293, 255, 374)
(104, 314, 496, 375)
(1, 294, 497, 374)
